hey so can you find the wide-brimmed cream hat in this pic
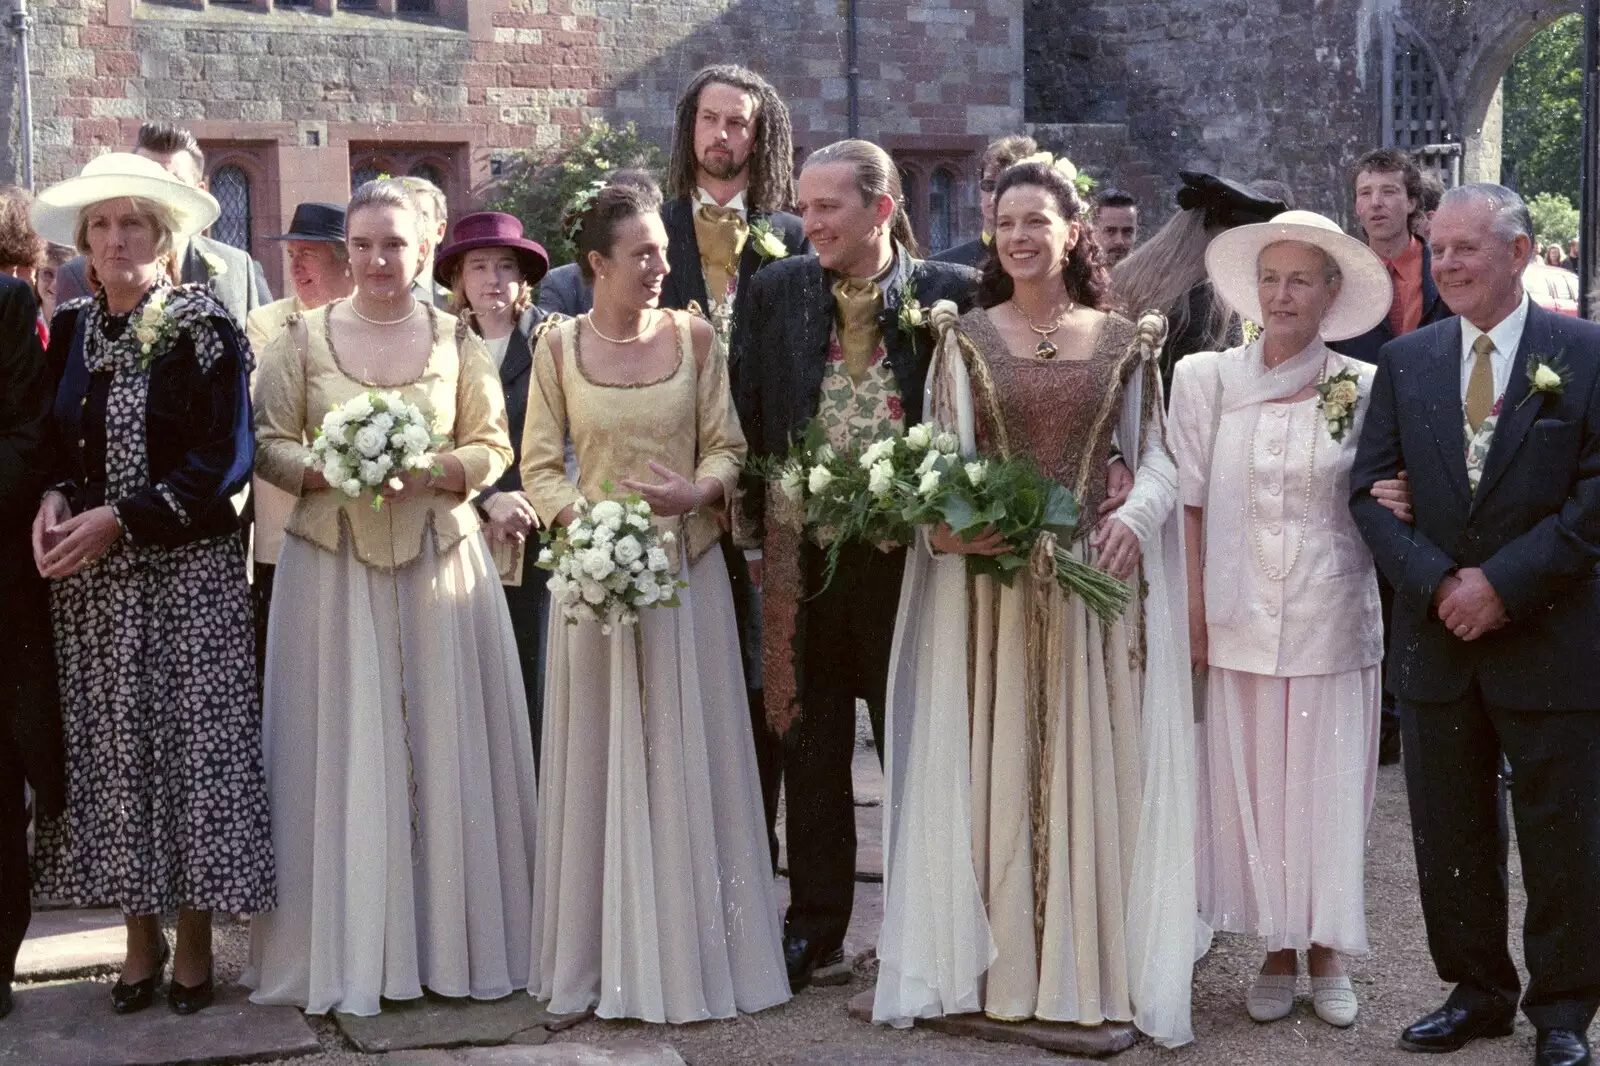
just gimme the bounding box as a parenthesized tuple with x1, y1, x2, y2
(1205, 210, 1392, 342)
(30, 152, 220, 248)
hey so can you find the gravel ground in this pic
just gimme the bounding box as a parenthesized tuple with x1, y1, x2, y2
(214, 755, 1588, 1066)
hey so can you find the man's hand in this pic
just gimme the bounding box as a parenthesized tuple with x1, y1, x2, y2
(483, 490, 537, 546)
(1436, 567, 1509, 642)
(1372, 469, 1413, 524)
(1101, 458, 1133, 516)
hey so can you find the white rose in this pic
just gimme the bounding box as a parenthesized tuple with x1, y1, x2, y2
(661, 530, 675, 544)
(370, 412, 396, 435)
(756, 230, 788, 260)
(547, 573, 568, 599)
(906, 424, 932, 451)
(580, 547, 616, 581)
(1534, 364, 1562, 390)
(918, 470, 942, 496)
(201, 251, 229, 278)
(647, 546, 669, 572)
(340, 477, 363, 497)
(401, 424, 432, 456)
(569, 527, 591, 547)
(903, 303, 926, 327)
(808, 465, 835, 494)
(580, 578, 607, 605)
(591, 500, 626, 531)
(537, 548, 555, 566)
(916, 451, 940, 476)
(359, 459, 387, 485)
(353, 425, 386, 459)
(964, 460, 988, 486)
(591, 523, 614, 545)
(858, 438, 894, 469)
(632, 578, 660, 606)
(868, 459, 894, 495)
(934, 431, 959, 455)
(814, 444, 836, 464)
(343, 394, 373, 420)
(779, 466, 805, 503)
(322, 410, 348, 437)
(321, 457, 350, 484)
(627, 513, 649, 530)
(613, 534, 643, 566)
(387, 476, 405, 491)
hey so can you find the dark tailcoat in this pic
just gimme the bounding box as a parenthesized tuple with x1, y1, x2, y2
(1350, 301, 1600, 1031)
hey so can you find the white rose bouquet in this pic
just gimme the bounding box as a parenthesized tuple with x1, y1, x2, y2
(306, 390, 444, 511)
(534, 485, 685, 635)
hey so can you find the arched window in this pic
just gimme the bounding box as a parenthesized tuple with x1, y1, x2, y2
(350, 164, 384, 191)
(928, 168, 955, 253)
(408, 161, 445, 193)
(210, 165, 252, 252)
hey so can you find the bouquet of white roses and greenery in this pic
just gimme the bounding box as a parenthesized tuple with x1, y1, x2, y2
(889, 428, 1134, 624)
(748, 420, 941, 590)
(535, 487, 686, 635)
(307, 390, 444, 511)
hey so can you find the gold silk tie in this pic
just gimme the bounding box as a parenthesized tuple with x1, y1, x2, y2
(1465, 333, 1496, 432)
(831, 276, 884, 384)
(693, 204, 749, 305)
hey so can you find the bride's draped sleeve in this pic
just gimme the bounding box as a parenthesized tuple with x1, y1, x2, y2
(874, 300, 997, 1026)
(1116, 312, 1205, 1048)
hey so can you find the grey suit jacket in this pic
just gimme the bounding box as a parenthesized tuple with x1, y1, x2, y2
(535, 262, 593, 317)
(53, 234, 272, 329)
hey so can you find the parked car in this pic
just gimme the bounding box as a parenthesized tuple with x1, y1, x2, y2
(1524, 261, 1580, 316)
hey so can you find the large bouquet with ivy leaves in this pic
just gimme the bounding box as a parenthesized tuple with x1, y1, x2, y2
(307, 390, 444, 512)
(535, 486, 686, 635)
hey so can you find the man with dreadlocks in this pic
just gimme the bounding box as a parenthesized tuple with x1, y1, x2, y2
(661, 64, 807, 871)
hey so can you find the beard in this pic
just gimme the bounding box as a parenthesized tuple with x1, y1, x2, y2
(698, 147, 750, 182)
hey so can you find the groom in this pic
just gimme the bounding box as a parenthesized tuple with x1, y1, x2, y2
(1350, 183, 1600, 1066)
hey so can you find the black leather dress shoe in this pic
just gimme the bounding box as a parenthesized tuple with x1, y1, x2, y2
(111, 942, 169, 1015)
(783, 936, 843, 992)
(0, 983, 12, 1020)
(1537, 1028, 1593, 1066)
(1399, 1001, 1515, 1052)
(1378, 715, 1402, 765)
(167, 969, 214, 1015)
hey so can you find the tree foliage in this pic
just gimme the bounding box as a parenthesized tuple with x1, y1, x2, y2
(1502, 14, 1581, 205)
(484, 121, 665, 269)
(1527, 192, 1580, 248)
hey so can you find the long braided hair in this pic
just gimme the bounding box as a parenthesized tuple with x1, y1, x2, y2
(665, 65, 796, 214)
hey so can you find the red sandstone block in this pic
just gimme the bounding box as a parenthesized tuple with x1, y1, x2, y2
(79, 25, 132, 47)
(97, 52, 139, 77)
(73, 118, 121, 143)
(57, 97, 92, 119)
(509, 65, 553, 89)
(549, 107, 581, 125)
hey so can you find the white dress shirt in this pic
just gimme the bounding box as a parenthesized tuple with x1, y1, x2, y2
(695, 186, 747, 220)
(1459, 293, 1530, 405)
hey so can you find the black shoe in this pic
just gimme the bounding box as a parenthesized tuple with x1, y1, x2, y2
(167, 969, 215, 1015)
(783, 936, 843, 992)
(1378, 716, 1402, 765)
(1537, 1028, 1593, 1066)
(1399, 1000, 1515, 1052)
(111, 942, 170, 1015)
(0, 984, 12, 1020)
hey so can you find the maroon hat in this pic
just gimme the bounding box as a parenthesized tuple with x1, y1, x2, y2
(434, 211, 550, 289)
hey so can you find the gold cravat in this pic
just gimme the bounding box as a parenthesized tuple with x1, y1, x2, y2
(1466, 333, 1496, 432)
(831, 276, 884, 384)
(693, 204, 748, 304)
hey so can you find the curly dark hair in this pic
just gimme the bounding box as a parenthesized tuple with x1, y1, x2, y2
(0, 186, 44, 273)
(565, 170, 664, 283)
(976, 162, 1113, 311)
(666, 65, 795, 214)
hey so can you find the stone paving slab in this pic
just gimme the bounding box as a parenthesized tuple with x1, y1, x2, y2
(336, 994, 567, 1052)
(379, 1044, 686, 1065)
(16, 906, 126, 979)
(782, 1043, 1092, 1065)
(0, 980, 318, 1066)
(847, 990, 1138, 1057)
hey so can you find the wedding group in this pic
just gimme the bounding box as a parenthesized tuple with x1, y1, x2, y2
(1, 59, 1597, 1066)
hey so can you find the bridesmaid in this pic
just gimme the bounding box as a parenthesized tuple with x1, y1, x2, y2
(245, 178, 538, 1016)
(435, 212, 551, 764)
(521, 174, 789, 1022)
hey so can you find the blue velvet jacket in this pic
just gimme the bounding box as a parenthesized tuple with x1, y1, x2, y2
(46, 293, 255, 548)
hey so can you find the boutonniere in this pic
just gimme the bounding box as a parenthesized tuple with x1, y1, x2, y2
(749, 218, 788, 262)
(132, 289, 179, 370)
(1316, 368, 1362, 442)
(1517, 353, 1569, 410)
(895, 277, 927, 338)
(200, 251, 228, 279)
(1242, 319, 1262, 344)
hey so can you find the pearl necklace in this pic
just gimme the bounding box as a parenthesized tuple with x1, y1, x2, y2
(1246, 364, 1324, 582)
(584, 310, 656, 345)
(349, 296, 419, 326)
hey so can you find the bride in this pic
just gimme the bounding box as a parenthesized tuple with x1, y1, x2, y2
(872, 156, 1201, 1046)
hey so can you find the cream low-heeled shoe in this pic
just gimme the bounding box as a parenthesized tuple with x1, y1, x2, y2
(1311, 975, 1358, 1027)
(1247, 973, 1299, 1022)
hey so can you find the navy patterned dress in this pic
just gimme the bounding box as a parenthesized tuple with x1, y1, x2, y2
(31, 281, 275, 916)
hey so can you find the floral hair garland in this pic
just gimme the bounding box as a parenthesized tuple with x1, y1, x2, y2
(1012, 151, 1097, 213)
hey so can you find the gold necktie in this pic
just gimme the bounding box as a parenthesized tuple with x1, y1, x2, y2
(831, 276, 884, 384)
(1466, 333, 1496, 432)
(693, 204, 749, 304)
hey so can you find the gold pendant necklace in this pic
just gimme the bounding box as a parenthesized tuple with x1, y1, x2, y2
(1012, 298, 1074, 359)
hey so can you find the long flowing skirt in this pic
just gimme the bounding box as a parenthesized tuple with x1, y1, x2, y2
(33, 535, 275, 915)
(530, 545, 789, 1023)
(1196, 665, 1380, 954)
(243, 533, 538, 1016)
(972, 547, 1146, 1024)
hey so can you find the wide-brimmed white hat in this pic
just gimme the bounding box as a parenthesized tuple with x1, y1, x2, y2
(1205, 210, 1392, 342)
(30, 152, 220, 248)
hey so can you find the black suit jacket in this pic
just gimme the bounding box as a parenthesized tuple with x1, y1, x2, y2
(734, 253, 980, 540)
(478, 306, 547, 503)
(1350, 303, 1600, 710)
(536, 263, 593, 317)
(0, 277, 62, 811)
(1330, 240, 1450, 367)
(931, 237, 985, 268)
(659, 198, 806, 379)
